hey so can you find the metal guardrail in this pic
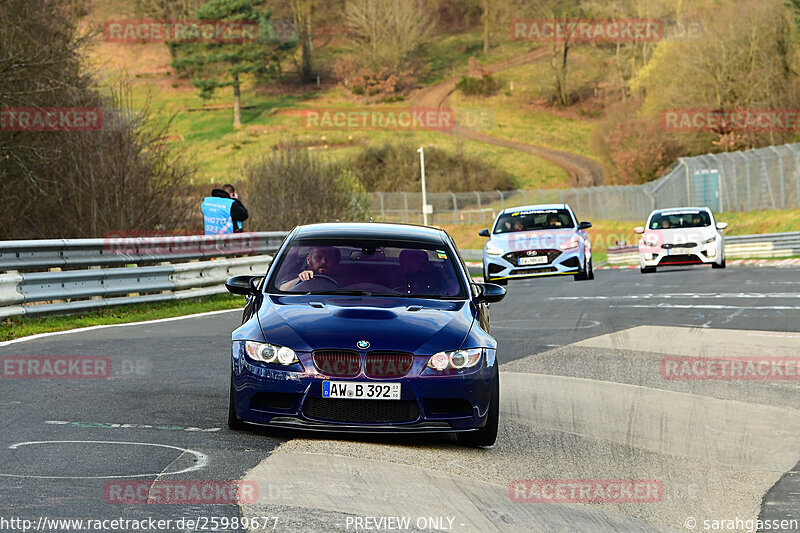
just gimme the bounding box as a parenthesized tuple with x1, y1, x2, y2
(0, 232, 288, 318)
(605, 231, 800, 265)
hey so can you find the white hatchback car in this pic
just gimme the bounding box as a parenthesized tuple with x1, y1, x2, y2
(635, 207, 728, 273)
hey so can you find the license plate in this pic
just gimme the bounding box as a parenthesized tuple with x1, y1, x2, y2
(519, 256, 548, 265)
(322, 381, 401, 400)
(670, 248, 690, 255)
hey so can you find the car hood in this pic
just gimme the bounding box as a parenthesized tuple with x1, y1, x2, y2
(489, 228, 578, 250)
(256, 295, 474, 354)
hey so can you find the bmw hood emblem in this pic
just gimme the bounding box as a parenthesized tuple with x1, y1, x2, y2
(357, 340, 370, 349)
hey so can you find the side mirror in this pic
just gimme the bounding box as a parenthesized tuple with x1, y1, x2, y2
(226, 275, 260, 296)
(578, 221, 592, 230)
(478, 228, 490, 237)
(716, 222, 728, 230)
(475, 283, 506, 304)
(634, 226, 645, 234)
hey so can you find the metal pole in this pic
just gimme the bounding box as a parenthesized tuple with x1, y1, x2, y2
(401, 192, 408, 223)
(738, 152, 751, 211)
(787, 144, 800, 209)
(769, 146, 785, 209)
(378, 192, 385, 220)
(450, 192, 457, 224)
(497, 190, 505, 211)
(418, 147, 428, 226)
(679, 158, 690, 205)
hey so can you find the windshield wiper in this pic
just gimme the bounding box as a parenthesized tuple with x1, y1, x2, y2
(305, 289, 372, 296)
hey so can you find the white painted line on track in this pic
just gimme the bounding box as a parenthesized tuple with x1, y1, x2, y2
(550, 293, 800, 300)
(0, 440, 207, 479)
(619, 304, 800, 310)
(0, 308, 241, 347)
(44, 420, 221, 432)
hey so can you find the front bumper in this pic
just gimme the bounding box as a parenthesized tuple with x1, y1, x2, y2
(639, 243, 722, 267)
(231, 348, 497, 433)
(483, 247, 582, 281)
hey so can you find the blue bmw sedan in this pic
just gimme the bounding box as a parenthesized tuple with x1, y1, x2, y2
(224, 222, 506, 446)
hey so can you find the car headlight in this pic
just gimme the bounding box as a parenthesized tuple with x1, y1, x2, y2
(244, 340, 298, 365)
(702, 237, 716, 244)
(643, 234, 659, 247)
(426, 348, 482, 371)
(559, 237, 580, 250)
(486, 242, 504, 255)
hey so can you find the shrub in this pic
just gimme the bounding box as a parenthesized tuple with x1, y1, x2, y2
(243, 144, 369, 230)
(349, 142, 515, 192)
(455, 74, 499, 96)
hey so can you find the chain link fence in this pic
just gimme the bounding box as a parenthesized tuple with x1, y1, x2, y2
(368, 143, 800, 223)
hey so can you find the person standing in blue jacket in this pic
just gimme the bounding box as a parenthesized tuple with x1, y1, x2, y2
(201, 184, 249, 235)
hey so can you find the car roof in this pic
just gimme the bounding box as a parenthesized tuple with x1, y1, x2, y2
(292, 222, 448, 245)
(651, 207, 713, 215)
(500, 203, 569, 214)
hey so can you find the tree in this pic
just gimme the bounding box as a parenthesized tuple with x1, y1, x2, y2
(632, 0, 797, 152)
(289, 0, 314, 81)
(171, 0, 295, 128)
(0, 0, 195, 239)
(344, 0, 434, 72)
(133, 0, 205, 19)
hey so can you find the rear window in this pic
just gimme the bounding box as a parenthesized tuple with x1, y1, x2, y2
(494, 208, 574, 233)
(649, 210, 711, 229)
(267, 238, 466, 299)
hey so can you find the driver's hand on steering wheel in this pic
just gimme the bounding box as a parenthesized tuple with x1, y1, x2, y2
(298, 269, 315, 282)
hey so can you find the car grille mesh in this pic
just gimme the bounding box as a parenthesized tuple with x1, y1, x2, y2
(364, 352, 413, 378)
(303, 398, 420, 423)
(312, 351, 361, 377)
(662, 243, 697, 249)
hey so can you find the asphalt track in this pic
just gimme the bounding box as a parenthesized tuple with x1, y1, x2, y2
(1, 264, 799, 532)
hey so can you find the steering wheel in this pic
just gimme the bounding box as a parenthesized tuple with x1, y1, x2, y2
(294, 274, 340, 291)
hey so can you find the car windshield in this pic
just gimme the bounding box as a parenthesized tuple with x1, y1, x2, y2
(493, 208, 574, 233)
(649, 210, 711, 229)
(267, 239, 466, 299)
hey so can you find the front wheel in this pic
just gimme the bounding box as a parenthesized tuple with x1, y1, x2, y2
(640, 266, 656, 274)
(712, 258, 726, 269)
(228, 376, 246, 430)
(458, 371, 499, 447)
(574, 257, 590, 281)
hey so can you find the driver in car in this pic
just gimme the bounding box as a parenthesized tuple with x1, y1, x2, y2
(279, 246, 341, 291)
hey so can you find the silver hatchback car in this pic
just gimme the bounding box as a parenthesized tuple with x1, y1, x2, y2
(479, 204, 593, 285)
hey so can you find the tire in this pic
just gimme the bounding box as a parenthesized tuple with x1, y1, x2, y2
(712, 259, 726, 269)
(227, 376, 246, 430)
(574, 257, 589, 281)
(587, 258, 594, 280)
(458, 370, 499, 447)
(640, 266, 656, 274)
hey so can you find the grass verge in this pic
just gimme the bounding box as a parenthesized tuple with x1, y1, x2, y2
(0, 293, 245, 342)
